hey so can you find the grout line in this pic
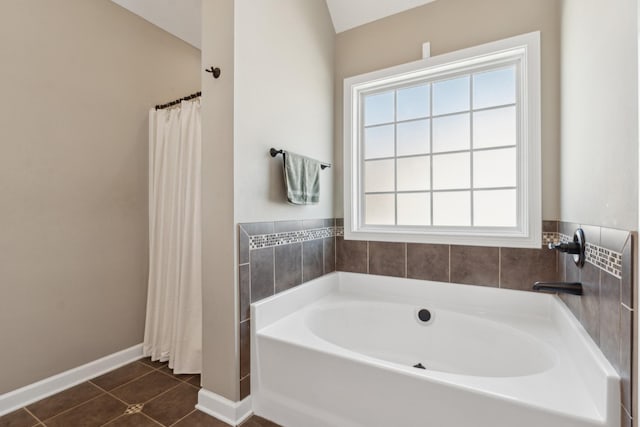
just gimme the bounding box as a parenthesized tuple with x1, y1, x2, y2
(141, 381, 185, 405)
(169, 409, 198, 427)
(621, 403, 632, 420)
(138, 411, 164, 426)
(404, 243, 408, 278)
(272, 246, 276, 295)
(366, 241, 370, 274)
(38, 390, 106, 424)
(301, 241, 305, 283)
(23, 407, 43, 425)
(93, 368, 157, 394)
(91, 382, 136, 407)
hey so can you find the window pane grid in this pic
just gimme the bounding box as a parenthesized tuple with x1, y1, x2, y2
(362, 65, 519, 228)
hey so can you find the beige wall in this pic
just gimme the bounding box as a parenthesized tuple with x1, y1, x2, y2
(234, 0, 335, 223)
(0, 0, 200, 394)
(334, 0, 561, 220)
(199, 0, 335, 401)
(200, 0, 238, 401)
(560, 0, 638, 231)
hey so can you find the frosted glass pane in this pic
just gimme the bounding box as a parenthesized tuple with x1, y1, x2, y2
(433, 192, 471, 226)
(366, 194, 395, 225)
(474, 190, 517, 227)
(365, 159, 395, 192)
(364, 125, 394, 159)
(433, 114, 470, 152)
(397, 120, 430, 156)
(432, 152, 470, 190)
(398, 193, 431, 226)
(364, 92, 394, 125)
(433, 76, 470, 115)
(397, 156, 430, 191)
(473, 106, 517, 149)
(473, 148, 516, 188)
(397, 85, 430, 121)
(473, 67, 516, 109)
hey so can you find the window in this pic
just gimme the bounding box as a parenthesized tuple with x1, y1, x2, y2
(344, 32, 541, 248)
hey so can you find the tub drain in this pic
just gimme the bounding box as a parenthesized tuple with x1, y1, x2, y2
(413, 363, 426, 370)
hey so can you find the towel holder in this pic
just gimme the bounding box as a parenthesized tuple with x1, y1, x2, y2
(270, 148, 331, 170)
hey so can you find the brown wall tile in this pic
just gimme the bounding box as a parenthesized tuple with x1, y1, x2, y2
(239, 264, 250, 322)
(275, 243, 302, 292)
(580, 262, 601, 345)
(406, 243, 449, 282)
(240, 221, 274, 236)
(240, 320, 250, 379)
(450, 245, 499, 287)
(559, 221, 580, 237)
(274, 220, 304, 232)
(240, 375, 250, 400)
(302, 219, 325, 229)
(621, 236, 633, 309)
(239, 227, 250, 265)
(500, 247, 556, 292)
(336, 237, 367, 273)
(542, 220, 558, 233)
(562, 252, 582, 320)
(621, 408, 632, 427)
(369, 242, 406, 277)
(324, 237, 335, 274)
(620, 306, 633, 414)
(580, 224, 601, 246)
(303, 239, 323, 282)
(250, 247, 274, 303)
(601, 227, 629, 253)
(599, 272, 621, 372)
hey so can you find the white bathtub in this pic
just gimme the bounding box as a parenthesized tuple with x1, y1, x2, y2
(251, 272, 620, 427)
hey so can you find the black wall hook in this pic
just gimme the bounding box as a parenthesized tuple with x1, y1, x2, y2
(205, 67, 221, 79)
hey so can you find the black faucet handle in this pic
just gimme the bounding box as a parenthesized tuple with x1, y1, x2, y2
(548, 241, 581, 254)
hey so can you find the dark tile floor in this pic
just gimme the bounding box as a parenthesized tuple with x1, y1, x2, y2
(0, 358, 279, 427)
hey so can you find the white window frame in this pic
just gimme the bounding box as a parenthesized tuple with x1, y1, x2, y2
(343, 32, 541, 248)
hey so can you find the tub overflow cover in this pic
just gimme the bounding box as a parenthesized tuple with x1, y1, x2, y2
(418, 309, 431, 322)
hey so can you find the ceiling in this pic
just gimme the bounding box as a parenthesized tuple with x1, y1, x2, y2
(110, 0, 202, 49)
(109, 0, 439, 48)
(325, 0, 438, 33)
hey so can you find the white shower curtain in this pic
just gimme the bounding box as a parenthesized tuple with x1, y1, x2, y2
(144, 99, 202, 374)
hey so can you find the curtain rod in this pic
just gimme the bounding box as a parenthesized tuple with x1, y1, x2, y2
(155, 91, 201, 110)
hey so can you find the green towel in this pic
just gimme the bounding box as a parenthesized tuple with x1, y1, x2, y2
(283, 151, 320, 205)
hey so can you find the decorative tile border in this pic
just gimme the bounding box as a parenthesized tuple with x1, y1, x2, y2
(249, 226, 340, 249)
(251, 227, 624, 279)
(549, 232, 623, 278)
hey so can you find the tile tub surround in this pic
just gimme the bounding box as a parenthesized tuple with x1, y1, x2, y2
(237, 219, 337, 399)
(335, 220, 560, 291)
(556, 222, 634, 424)
(239, 218, 635, 425)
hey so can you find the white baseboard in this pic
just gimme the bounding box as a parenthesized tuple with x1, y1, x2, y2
(0, 343, 143, 416)
(196, 388, 252, 426)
